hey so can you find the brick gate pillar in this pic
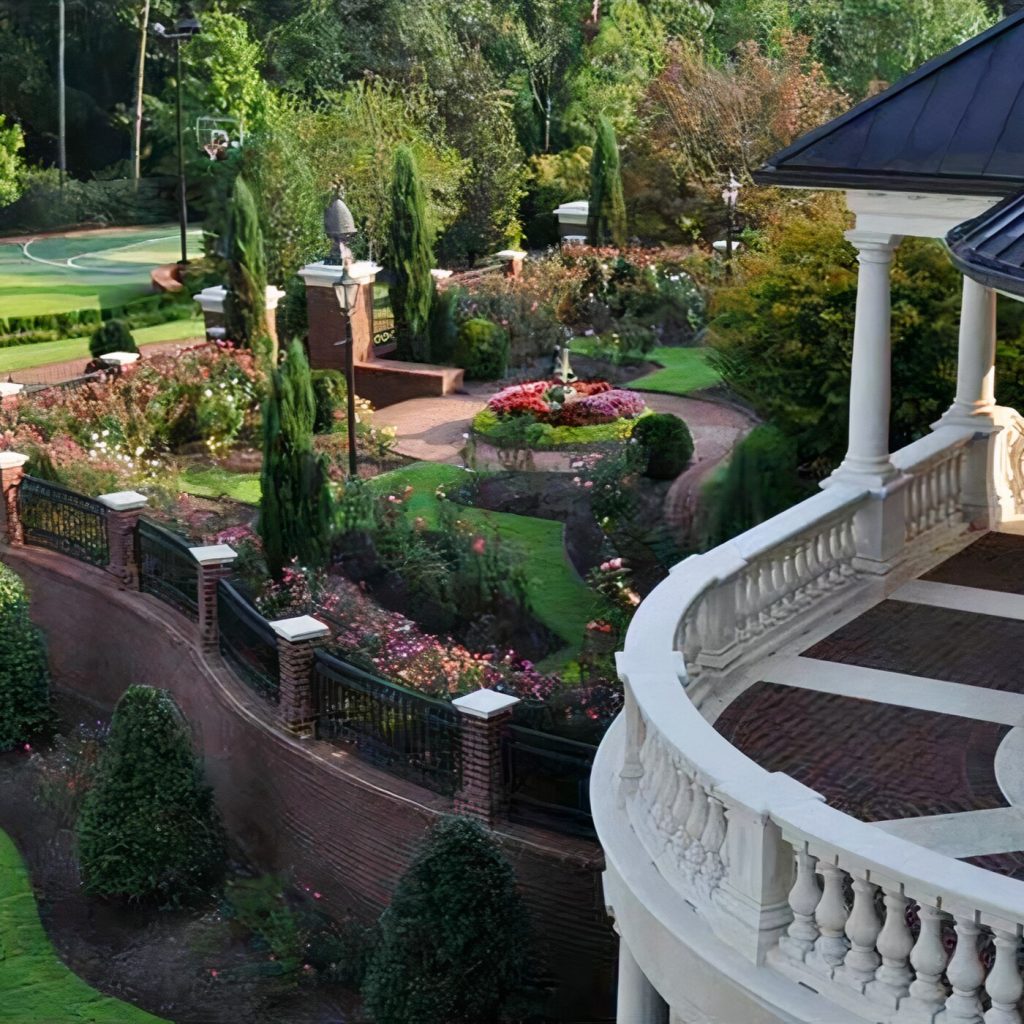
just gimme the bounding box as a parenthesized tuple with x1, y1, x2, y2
(269, 615, 331, 736)
(452, 688, 521, 826)
(188, 544, 238, 653)
(0, 452, 28, 546)
(297, 260, 381, 370)
(97, 490, 148, 589)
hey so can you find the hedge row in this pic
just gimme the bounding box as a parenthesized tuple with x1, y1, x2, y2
(0, 293, 196, 341)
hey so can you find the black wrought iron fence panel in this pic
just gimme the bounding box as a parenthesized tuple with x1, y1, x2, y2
(218, 581, 280, 704)
(503, 724, 596, 838)
(136, 519, 198, 621)
(312, 650, 461, 795)
(20, 476, 109, 566)
(372, 288, 395, 347)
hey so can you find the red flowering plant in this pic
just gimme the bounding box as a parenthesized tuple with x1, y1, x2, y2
(484, 379, 644, 428)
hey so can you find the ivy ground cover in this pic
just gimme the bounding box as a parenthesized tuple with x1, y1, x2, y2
(0, 828, 167, 1023)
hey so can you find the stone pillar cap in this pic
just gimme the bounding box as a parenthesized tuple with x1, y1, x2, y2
(430, 268, 454, 281)
(189, 543, 238, 566)
(0, 451, 29, 470)
(496, 249, 527, 260)
(453, 688, 521, 719)
(100, 351, 141, 367)
(298, 261, 382, 288)
(270, 615, 331, 642)
(0, 382, 24, 397)
(97, 490, 148, 512)
(265, 285, 287, 310)
(193, 285, 227, 313)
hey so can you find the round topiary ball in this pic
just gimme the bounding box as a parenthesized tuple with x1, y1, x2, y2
(632, 412, 694, 479)
(89, 318, 138, 360)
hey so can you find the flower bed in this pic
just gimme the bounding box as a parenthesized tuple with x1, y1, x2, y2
(472, 379, 648, 451)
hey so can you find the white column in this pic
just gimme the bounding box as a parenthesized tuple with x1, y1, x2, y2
(616, 938, 668, 1024)
(829, 231, 901, 489)
(943, 275, 998, 425)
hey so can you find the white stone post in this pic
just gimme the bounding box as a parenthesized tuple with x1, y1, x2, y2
(830, 231, 901, 489)
(616, 936, 668, 1024)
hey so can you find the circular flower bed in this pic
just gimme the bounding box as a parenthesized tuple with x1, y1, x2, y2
(472, 379, 648, 451)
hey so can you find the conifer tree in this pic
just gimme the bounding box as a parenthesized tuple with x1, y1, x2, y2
(587, 116, 627, 248)
(0, 562, 51, 751)
(223, 175, 272, 360)
(388, 146, 435, 361)
(259, 340, 332, 577)
(77, 686, 224, 905)
(362, 816, 535, 1024)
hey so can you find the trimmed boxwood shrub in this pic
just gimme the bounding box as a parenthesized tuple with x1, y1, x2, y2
(89, 319, 138, 359)
(453, 318, 509, 381)
(427, 286, 460, 364)
(632, 412, 694, 479)
(362, 816, 537, 1024)
(0, 562, 52, 751)
(76, 686, 225, 905)
(311, 368, 347, 434)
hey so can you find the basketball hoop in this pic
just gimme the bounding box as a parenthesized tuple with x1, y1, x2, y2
(195, 116, 243, 161)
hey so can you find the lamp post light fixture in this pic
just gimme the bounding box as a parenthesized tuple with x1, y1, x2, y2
(721, 171, 742, 276)
(152, 6, 202, 265)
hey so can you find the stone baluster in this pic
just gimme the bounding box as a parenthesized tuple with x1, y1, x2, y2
(669, 768, 694, 860)
(747, 565, 766, 636)
(653, 758, 681, 840)
(950, 452, 964, 521)
(944, 915, 986, 1023)
(620, 679, 645, 800)
(840, 875, 882, 991)
(683, 779, 709, 880)
(780, 844, 820, 962)
(867, 887, 913, 1007)
(904, 902, 950, 1019)
(811, 860, 850, 975)
(984, 928, 1023, 1024)
(698, 795, 728, 893)
(840, 520, 857, 579)
(827, 523, 845, 588)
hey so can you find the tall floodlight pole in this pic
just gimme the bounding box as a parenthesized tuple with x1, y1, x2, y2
(58, 0, 66, 190)
(153, 7, 201, 265)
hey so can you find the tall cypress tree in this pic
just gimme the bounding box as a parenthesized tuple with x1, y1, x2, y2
(223, 175, 272, 361)
(388, 146, 435, 361)
(587, 116, 627, 248)
(259, 340, 332, 577)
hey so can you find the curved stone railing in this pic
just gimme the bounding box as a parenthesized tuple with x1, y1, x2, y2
(609, 429, 1024, 1022)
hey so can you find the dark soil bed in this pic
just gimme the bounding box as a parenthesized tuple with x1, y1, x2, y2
(0, 692, 364, 1024)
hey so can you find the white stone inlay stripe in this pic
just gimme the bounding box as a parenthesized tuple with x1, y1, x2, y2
(762, 656, 1024, 726)
(892, 579, 1024, 622)
(875, 807, 1024, 858)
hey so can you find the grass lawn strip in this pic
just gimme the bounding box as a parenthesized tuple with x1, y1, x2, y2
(369, 463, 605, 657)
(0, 828, 167, 1023)
(174, 464, 261, 505)
(0, 318, 205, 374)
(570, 339, 721, 396)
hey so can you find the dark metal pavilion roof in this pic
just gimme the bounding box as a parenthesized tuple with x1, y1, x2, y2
(754, 11, 1024, 197)
(947, 191, 1024, 297)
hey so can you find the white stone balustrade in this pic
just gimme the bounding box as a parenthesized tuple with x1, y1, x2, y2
(597, 427, 1024, 1024)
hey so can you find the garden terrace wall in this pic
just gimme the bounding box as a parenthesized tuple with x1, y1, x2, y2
(3, 543, 615, 1020)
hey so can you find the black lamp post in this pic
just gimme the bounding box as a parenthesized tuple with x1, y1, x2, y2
(721, 171, 741, 276)
(153, 6, 201, 265)
(325, 191, 360, 478)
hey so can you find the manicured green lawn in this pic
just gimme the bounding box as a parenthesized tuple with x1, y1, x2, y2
(0, 226, 203, 318)
(369, 463, 604, 656)
(571, 339, 722, 395)
(174, 464, 261, 504)
(0, 318, 205, 374)
(0, 828, 167, 1023)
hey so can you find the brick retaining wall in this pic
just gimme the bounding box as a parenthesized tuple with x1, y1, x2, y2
(5, 545, 615, 1021)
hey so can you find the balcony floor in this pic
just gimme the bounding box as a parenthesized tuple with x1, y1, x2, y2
(712, 528, 1024, 880)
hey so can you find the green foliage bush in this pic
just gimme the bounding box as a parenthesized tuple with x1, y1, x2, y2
(471, 408, 636, 449)
(0, 293, 192, 341)
(587, 116, 627, 248)
(427, 286, 460, 364)
(223, 176, 270, 359)
(362, 816, 536, 1024)
(700, 426, 805, 550)
(76, 686, 225, 905)
(0, 562, 52, 751)
(89, 319, 137, 360)
(310, 369, 347, 434)
(453, 318, 509, 381)
(632, 412, 693, 478)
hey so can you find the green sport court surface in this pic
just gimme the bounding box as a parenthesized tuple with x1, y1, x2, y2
(0, 225, 203, 318)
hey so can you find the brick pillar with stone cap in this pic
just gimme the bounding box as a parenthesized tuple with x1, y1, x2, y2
(497, 249, 527, 280)
(453, 688, 521, 826)
(97, 490, 148, 589)
(0, 452, 29, 546)
(189, 544, 238, 652)
(270, 615, 330, 735)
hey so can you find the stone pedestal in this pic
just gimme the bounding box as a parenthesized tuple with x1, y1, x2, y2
(554, 200, 589, 243)
(497, 249, 527, 279)
(0, 451, 28, 546)
(453, 688, 520, 826)
(189, 543, 238, 652)
(193, 284, 286, 347)
(297, 261, 381, 371)
(97, 490, 147, 589)
(270, 615, 330, 735)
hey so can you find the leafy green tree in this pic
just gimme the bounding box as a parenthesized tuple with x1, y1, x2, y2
(0, 561, 51, 751)
(587, 116, 627, 247)
(77, 686, 224, 905)
(259, 341, 332, 577)
(0, 115, 25, 206)
(389, 146, 435, 361)
(223, 176, 270, 359)
(362, 816, 536, 1024)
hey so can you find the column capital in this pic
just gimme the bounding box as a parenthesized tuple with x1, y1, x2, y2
(844, 230, 901, 259)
